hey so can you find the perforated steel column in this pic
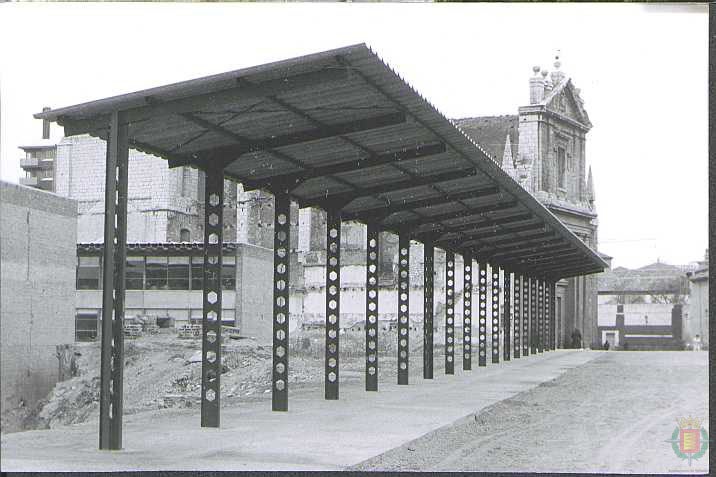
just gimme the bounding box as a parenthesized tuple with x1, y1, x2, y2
(423, 240, 434, 379)
(99, 111, 128, 450)
(491, 264, 500, 364)
(503, 269, 511, 361)
(365, 223, 379, 391)
(201, 168, 223, 427)
(513, 274, 521, 359)
(397, 233, 410, 385)
(543, 280, 550, 351)
(550, 281, 557, 350)
(537, 279, 544, 353)
(462, 254, 473, 370)
(478, 262, 487, 367)
(530, 277, 537, 355)
(325, 209, 341, 399)
(445, 252, 455, 374)
(272, 192, 290, 411)
(524, 277, 530, 354)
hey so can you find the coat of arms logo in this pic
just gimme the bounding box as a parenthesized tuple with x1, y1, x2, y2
(666, 416, 709, 466)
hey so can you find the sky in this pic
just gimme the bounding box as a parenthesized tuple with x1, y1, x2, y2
(0, 3, 708, 270)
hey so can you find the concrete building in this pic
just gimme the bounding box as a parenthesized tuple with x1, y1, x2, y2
(55, 134, 239, 243)
(1, 181, 77, 413)
(597, 260, 691, 349)
(684, 249, 709, 349)
(454, 57, 600, 348)
(74, 242, 304, 343)
(19, 143, 57, 192)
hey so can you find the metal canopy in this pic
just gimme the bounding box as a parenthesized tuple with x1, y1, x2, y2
(36, 43, 606, 279)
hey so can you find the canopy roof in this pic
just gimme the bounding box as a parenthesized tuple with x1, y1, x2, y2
(37, 43, 606, 279)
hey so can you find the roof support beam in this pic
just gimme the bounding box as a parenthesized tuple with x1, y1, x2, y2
(175, 111, 407, 165)
(502, 253, 584, 269)
(436, 224, 555, 246)
(483, 238, 565, 256)
(240, 142, 446, 192)
(500, 257, 584, 274)
(470, 245, 575, 264)
(401, 202, 522, 232)
(537, 262, 593, 276)
(429, 216, 542, 240)
(302, 166, 477, 209)
(493, 248, 581, 267)
(414, 211, 534, 235)
(456, 232, 564, 251)
(457, 223, 552, 242)
(340, 185, 500, 222)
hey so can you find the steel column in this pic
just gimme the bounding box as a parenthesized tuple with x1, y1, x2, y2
(537, 279, 544, 353)
(490, 264, 500, 364)
(522, 276, 530, 356)
(462, 254, 473, 370)
(550, 281, 557, 350)
(477, 261, 487, 367)
(503, 269, 511, 361)
(423, 240, 434, 379)
(272, 192, 290, 411)
(530, 277, 537, 354)
(397, 233, 410, 385)
(201, 167, 224, 427)
(513, 274, 521, 359)
(445, 252, 455, 374)
(325, 209, 341, 399)
(365, 223, 379, 391)
(99, 111, 128, 450)
(543, 280, 551, 351)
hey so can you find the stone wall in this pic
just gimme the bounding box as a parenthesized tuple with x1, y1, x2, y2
(55, 134, 237, 243)
(1, 181, 77, 412)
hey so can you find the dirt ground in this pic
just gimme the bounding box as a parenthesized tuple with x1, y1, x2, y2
(350, 351, 709, 474)
(1, 326, 441, 434)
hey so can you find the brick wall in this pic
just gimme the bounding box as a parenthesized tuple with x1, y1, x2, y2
(1, 181, 77, 413)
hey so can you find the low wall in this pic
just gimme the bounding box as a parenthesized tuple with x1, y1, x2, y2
(1, 181, 77, 413)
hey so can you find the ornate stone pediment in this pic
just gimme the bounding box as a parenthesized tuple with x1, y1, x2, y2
(544, 79, 592, 129)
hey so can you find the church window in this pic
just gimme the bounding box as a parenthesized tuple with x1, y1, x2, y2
(180, 228, 191, 242)
(557, 147, 566, 189)
(180, 167, 191, 197)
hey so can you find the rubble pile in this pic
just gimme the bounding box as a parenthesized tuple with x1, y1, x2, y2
(5, 326, 437, 433)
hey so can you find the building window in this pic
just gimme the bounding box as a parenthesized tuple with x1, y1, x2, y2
(77, 256, 100, 289)
(126, 257, 145, 290)
(179, 228, 191, 242)
(222, 255, 236, 290)
(168, 256, 190, 290)
(145, 256, 168, 290)
(191, 256, 203, 290)
(557, 147, 566, 189)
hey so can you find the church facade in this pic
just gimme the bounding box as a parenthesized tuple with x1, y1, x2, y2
(455, 59, 600, 348)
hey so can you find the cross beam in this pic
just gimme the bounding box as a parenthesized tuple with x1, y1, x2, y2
(178, 112, 406, 164)
(241, 142, 446, 191)
(302, 166, 477, 209)
(340, 185, 500, 223)
(415, 214, 539, 236)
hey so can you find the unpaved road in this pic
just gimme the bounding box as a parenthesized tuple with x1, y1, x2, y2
(351, 351, 709, 474)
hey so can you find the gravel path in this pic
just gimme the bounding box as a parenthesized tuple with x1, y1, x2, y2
(350, 351, 709, 474)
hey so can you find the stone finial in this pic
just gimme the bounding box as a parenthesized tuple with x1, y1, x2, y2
(586, 166, 595, 206)
(533, 65, 541, 76)
(550, 51, 566, 87)
(501, 134, 516, 178)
